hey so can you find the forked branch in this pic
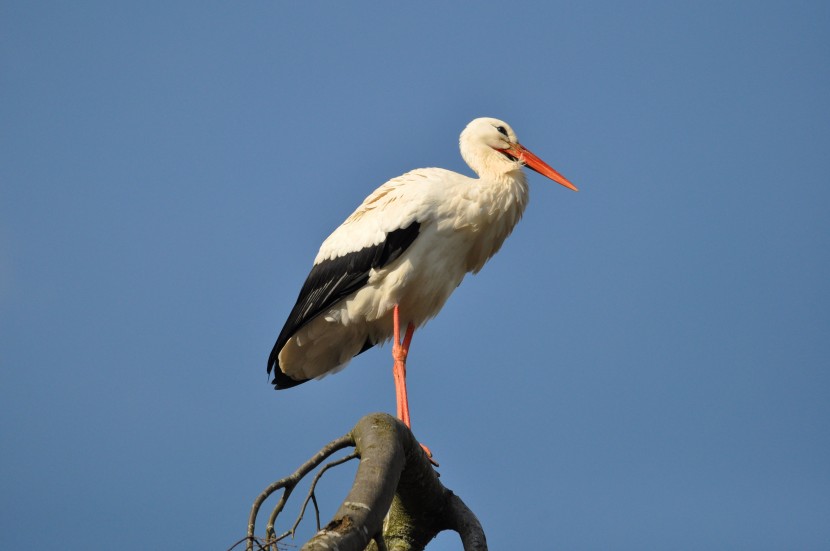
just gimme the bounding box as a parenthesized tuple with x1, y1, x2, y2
(244, 412, 487, 551)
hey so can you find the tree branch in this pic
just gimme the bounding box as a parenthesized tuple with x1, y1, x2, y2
(290, 450, 359, 536)
(302, 413, 487, 551)
(246, 433, 355, 551)
(244, 413, 487, 551)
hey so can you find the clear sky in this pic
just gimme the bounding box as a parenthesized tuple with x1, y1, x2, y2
(2, 2, 828, 549)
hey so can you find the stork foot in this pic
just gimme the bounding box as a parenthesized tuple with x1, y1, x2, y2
(420, 442, 439, 468)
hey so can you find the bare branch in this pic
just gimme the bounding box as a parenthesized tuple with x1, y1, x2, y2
(246, 413, 487, 551)
(289, 451, 359, 536)
(247, 433, 354, 551)
(302, 413, 487, 551)
(302, 414, 406, 551)
(445, 493, 488, 551)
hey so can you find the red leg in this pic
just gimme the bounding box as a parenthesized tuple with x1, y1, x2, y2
(392, 305, 415, 427)
(392, 305, 436, 464)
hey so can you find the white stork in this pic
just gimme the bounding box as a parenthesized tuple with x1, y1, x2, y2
(268, 117, 577, 446)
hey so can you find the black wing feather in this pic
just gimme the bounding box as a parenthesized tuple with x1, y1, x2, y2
(268, 221, 421, 389)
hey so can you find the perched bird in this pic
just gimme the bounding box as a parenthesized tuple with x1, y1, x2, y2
(268, 117, 577, 437)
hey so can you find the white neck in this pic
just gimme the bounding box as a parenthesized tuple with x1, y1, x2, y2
(460, 169, 529, 274)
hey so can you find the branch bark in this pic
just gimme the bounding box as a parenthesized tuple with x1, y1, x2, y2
(302, 413, 487, 551)
(246, 412, 487, 551)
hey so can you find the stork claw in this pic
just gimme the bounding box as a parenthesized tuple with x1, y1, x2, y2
(420, 442, 439, 468)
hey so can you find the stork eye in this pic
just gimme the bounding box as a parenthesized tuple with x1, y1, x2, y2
(495, 125, 509, 137)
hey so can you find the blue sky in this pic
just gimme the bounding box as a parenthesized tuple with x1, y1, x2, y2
(2, 2, 828, 549)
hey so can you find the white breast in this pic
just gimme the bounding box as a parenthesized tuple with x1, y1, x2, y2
(280, 167, 529, 380)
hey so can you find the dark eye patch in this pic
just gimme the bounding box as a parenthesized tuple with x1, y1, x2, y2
(495, 125, 508, 137)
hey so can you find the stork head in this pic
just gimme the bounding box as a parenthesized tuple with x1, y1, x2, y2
(459, 117, 577, 191)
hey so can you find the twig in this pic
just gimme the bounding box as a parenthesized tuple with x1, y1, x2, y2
(245, 412, 488, 551)
(284, 451, 359, 538)
(227, 535, 283, 551)
(247, 433, 354, 551)
(311, 493, 320, 531)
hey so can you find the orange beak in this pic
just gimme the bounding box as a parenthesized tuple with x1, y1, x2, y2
(500, 143, 578, 192)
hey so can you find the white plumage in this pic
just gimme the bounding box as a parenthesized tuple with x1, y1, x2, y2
(268, 117, 576, 428)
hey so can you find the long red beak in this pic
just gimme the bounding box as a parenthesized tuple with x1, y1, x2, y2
(501, 143, 578, 192)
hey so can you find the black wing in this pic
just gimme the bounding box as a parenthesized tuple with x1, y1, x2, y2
(268, 221, 421, 389)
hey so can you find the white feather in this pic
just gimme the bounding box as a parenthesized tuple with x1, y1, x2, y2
(276, 118, 557, 382)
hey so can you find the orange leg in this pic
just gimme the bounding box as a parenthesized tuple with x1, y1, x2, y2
(392, 305, 436, 464)
(392, 304, 415, 427)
